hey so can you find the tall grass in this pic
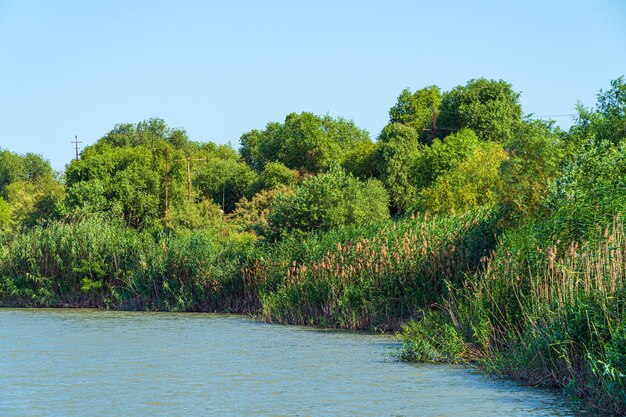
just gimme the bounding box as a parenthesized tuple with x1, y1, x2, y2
(398, 215, 626, 414)
(0, 218, 144, 307)
(458, 216, 625, 413)
(0, 217, 255, 311)
(245, 208, 499, 329)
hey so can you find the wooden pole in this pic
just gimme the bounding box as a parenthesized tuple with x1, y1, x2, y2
(186, 157, 191, 201)
(165, 146, 169, 216)
(222, 181, 225, 213)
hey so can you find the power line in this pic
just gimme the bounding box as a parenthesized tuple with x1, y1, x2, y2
(532, 114, 577, 118)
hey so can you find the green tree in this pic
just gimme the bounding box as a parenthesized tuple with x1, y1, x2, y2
(0, 150, 54, 198)
(247, 161, 299, 196)
(0, 149, 64, 231)
(0, 149, 26, 196)
(375, 123, 421, 214)
(192, 147, 257, 213)
(572, 76, 626, 147)
(165, 198, 226, 233)
(545, 78, 626, 239)
(268, 167, 389, 236)
(416, 141, 506, 214)
(389, 85, 442, 144)
(342, 140, 379, 180)
(0, 197, 12, 233)
(229, 185, 294, 235)
(498, 121, 563, 220)
(438, 78, 522, 142)
(4, 177, 65, 228)
(239, 112, 372, 174)
(412, 129, 481, 189)
(64, 119, 190, 229)
(239, 129, 267, 172)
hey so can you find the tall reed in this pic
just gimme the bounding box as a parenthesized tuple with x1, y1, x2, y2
(0, 217, 254, 311)
(245, 208, 499, 329)
(447, 215, 626, 414)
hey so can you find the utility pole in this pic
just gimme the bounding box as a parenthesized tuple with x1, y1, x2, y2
(172, 155, 209, 201)
(71, 136, 82, 161)
(422, 110, 462, 143)
(165, 146, 169, 216)
(186, 157, 192, 201)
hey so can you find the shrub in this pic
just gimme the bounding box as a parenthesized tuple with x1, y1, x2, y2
(267, 167, 389, 237)
(395, 310, 468, 363)
(247, 161, 299, 196)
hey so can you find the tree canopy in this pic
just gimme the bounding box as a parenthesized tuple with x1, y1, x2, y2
(239, 112, 372, 174)
(438, 78, 523, 142)
(3, 76, 623, 240)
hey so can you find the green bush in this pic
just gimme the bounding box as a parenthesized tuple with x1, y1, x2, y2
(395, 310, 468, 363)
(229, 185, 294, 236)
(267, 167, 389, 237)
(247, 161, 299, 196)
(414, 140, 505, 214)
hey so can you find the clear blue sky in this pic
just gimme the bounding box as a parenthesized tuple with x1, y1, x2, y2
(1, 0, 625, 171)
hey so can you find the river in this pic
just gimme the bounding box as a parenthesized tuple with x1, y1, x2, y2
(0, 309, 586, 416)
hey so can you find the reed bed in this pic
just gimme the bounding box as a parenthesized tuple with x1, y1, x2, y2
(245, 208, 498, 329)
(443, 215, 626, 414)
(0, 217, 254, 311)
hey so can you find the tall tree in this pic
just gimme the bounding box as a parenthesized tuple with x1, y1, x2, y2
(498, 120, 563, 220)
(375, 123, 421, 214)
(389, 85, 442, 144)
(0, 149, 63, 231)
(572, 76, 626, 146)
(438, 78, 523, 142)
(64, 118, 190, 228)
(239, 112, 372, 174)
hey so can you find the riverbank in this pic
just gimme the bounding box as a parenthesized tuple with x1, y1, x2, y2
(1, 210, 624, 414)
(0, 209, 498, 323)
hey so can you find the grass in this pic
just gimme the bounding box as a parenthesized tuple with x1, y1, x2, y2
(0, 217, 255, 311)
(396, 215, 626, 414)
(248, 208, 499, 329)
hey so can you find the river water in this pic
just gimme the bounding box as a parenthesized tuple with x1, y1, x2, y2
(0, 309, 586, 416)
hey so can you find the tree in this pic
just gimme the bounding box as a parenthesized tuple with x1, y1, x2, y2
(389, 85, 442, 144)
(438, 78, 523, 142)
(342, 140, 379, 180)
(545, 77, 626, 239)
(268, 167, 389, 237)
(239, 129, 268, 172)
(415, 141, 506, 214)
(0, 197, 12, 233)
(229, 185, 294, 235)
(498, 121, 563, 220)
(0, 149, 26, 196)
(64, 119, 190, 229)
(0, 149, 63, 231)
(247, 161, 299, 197)
(572, 76, 626, 147)
(239, 112, 372, 174)
(412, 129, 481, 189)
(193, 155, 257, 213)
(375, 123, 421, 214)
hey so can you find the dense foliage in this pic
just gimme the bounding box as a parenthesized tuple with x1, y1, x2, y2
(1, 76, 625, 414)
